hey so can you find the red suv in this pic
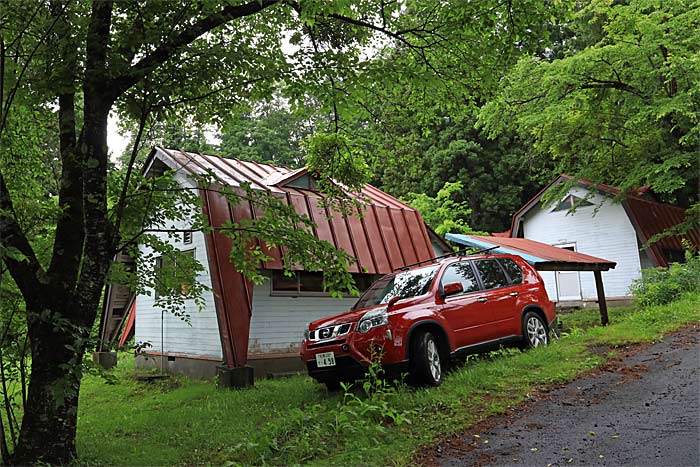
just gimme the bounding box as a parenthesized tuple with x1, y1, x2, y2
(300, 253, 556, 389)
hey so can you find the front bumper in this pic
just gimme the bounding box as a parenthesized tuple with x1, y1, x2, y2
(300, 322, 407, 383)
(304, 354, 409, 383)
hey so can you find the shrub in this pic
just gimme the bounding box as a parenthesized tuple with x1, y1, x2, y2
(631, 251, 700, 306)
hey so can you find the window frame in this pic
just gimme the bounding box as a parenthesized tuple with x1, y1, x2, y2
(438, 260, 482, 297)
(473, 258, 511, 291)
(270, 271, 380, 297)
(497, 258, 524, 286)
(154, 248, 196, 299)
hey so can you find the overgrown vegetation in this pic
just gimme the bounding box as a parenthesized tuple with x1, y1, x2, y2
(77, 294, 699, 467)
(631, 251, 700, 306)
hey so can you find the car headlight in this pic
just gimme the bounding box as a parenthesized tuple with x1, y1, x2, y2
(357, 307, 389, 333)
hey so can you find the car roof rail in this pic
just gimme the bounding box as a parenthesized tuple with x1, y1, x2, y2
(394, 245, 499, 272)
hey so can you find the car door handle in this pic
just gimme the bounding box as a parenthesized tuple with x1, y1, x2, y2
(477, 297, 488, 303)
(509, 292, 519, 297)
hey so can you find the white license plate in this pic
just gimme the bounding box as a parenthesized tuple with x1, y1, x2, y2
(315, 352, 336, 368)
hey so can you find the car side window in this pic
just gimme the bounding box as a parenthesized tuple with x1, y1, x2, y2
(498, 258, 523, 285)
(440, 261, 479, 294)
(475, 259, 509, 289)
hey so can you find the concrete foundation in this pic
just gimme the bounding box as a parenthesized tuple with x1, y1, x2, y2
(136, 353, 221, 379)
(92, 351, 117, 369)
(217, 365, 254, 389)
(134, 353, 304, 380)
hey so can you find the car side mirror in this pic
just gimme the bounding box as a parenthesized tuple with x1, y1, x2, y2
(386, 296, 401, 309)
(442, 282, 463, 297)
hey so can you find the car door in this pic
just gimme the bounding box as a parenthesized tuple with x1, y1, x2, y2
(437, 260, 492, 349)
(473, 259, 519, 341)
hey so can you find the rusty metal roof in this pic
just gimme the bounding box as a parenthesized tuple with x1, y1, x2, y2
(508, 175, 698, 267)
(446, 234, 617, 271)
(149, 147, 435, 274)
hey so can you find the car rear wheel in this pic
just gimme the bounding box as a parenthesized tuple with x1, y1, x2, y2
(522, 311, 549, 348)
(410, 330, 443, 386)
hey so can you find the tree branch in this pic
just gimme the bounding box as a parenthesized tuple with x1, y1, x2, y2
(0, 171, 45, 299)
(108, 0, 280, 100)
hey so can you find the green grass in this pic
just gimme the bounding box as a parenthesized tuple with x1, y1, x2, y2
(76, 293, 700, 467)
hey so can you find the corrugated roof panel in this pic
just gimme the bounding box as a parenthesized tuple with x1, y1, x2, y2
(390, 209, 418, 265)
(306, 197, 335, 248)
(375, 206, 404, 269)
(360, 207, 392, 272)
(152, 147, 435, 274)
(346, 212, 377, 274)
(626, 197, 700, 252)
(404, 210, 434, 261)
(327, 212, 359, 273)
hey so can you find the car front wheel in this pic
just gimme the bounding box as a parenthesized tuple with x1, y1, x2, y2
(522, 311, 549, 348)
(410, 330, 443, 386)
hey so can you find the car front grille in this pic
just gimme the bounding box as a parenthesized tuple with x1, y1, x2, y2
(308, 323, 351, 342)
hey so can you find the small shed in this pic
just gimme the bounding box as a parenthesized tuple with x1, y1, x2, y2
(446, 234, 617, 325)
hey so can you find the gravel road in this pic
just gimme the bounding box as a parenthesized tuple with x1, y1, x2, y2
(423, 324, 700, 467)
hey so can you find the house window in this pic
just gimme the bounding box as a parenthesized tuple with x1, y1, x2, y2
(553, 195, 593, 212)
(286, 174, 318, 191)
(663, 249, 685, 264)
(154, 249, 196, 298)
(271, 271, 380, 296)
(183, 231, 193, 244)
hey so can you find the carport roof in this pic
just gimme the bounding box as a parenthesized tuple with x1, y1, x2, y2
(445, 234, 616, 272)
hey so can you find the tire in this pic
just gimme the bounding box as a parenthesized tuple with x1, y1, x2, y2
(410, 331, 443, 386)
(521, 311, 549, 349)
(324, 380, 342, 392)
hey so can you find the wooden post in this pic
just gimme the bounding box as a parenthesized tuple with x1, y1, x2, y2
(594, 270, 609, 326)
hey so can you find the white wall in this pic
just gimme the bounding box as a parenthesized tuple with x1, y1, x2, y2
(249, 275, 358, 356)
(522, 186, 642, 300)
(135, 173, 222, 358)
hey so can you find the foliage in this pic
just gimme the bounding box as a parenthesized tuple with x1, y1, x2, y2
(0, 0, 584, 463)
(358, 107, 555, 233)
(303, 132, 371, 215)
(631, 251, 700, 306)
(402, 181, 477, 236)
(337, 347, 413, 430)
(218, 98, 318, 168)
(479, 0, 700, 210)
(77, 295, 699, 466)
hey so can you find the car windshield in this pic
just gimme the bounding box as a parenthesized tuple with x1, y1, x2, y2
(352, 265, 439, 310)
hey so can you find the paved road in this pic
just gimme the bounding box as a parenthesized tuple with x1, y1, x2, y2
(431, 325, 700, 467)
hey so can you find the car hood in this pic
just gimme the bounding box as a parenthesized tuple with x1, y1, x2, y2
(308, 304, 385, 330)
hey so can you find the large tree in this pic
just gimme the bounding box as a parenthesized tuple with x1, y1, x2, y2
(479, 0, 700, 209)
(0, 1, 564, 464)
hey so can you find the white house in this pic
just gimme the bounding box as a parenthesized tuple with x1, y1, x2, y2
(99, 147, 449, 383)
(506, 175, 698, 303)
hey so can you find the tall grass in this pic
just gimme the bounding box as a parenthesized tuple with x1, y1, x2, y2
(77, 293, 699, 466)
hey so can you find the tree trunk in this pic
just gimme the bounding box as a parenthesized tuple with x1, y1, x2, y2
(9, 298, 95, 466)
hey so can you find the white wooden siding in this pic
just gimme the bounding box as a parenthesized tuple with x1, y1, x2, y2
(522, 186, 642, 300)
(134, 173, 222, 358)
(249, 275, 358, 355)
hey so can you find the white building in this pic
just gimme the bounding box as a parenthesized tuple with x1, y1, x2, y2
(99, 147, 449, 381)
(507, 175, 697, 303)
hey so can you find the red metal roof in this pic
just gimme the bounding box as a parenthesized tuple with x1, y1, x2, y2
(150, 147, 435, 274)
(475, 236, 615, 266)
(509, 175, 699, 267)
(446, 234, 616, 271)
